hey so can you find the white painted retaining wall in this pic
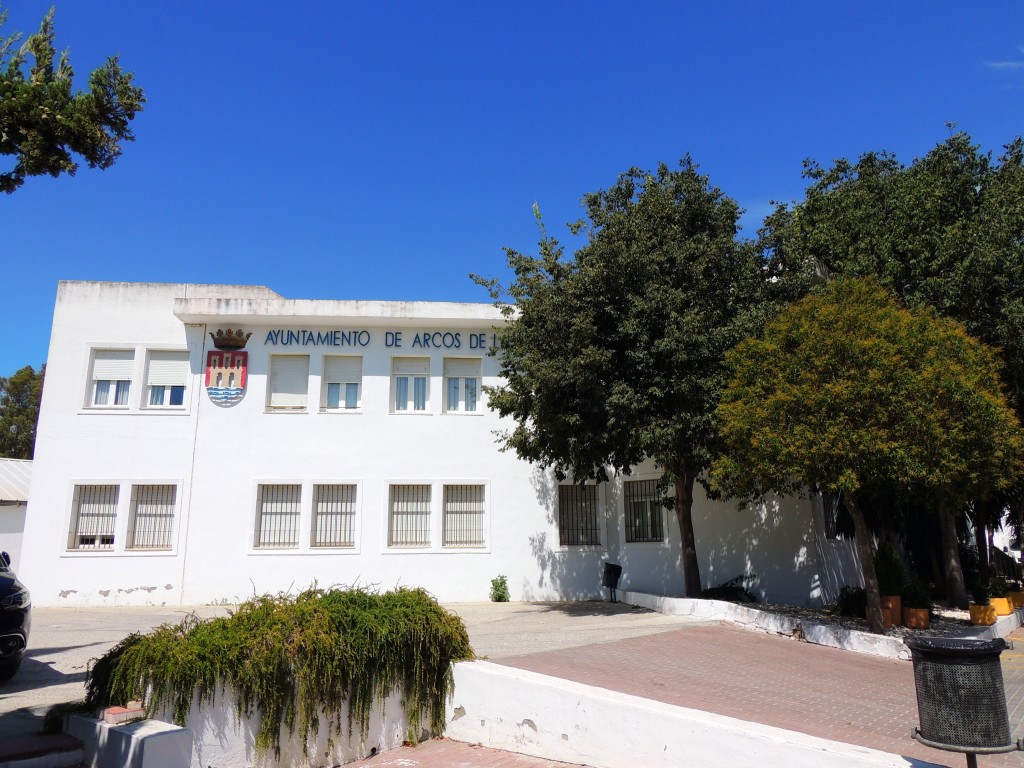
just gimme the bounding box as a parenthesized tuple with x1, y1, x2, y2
(445, 661, 941, 768)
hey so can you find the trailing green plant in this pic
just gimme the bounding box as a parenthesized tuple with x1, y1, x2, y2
(836, 586, 867, 617)
(972, 584, 991, 605)
(990, 578, 1009, 598)
(873, 541, 907, 597)
(701, 573, 758, 603)
(489, 575, 510, 602)
(85, 587, 473, 758)
(901, 580, 931, 610)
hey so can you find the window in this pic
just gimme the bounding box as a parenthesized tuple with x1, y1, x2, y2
(312, 484, 357, 547)
(90, 350, 134, 407)
(558, 484, 601, 546)
(321, 356, 362, 411)
(146, 351, 189, 408)
(128, 485, 176, 549)
(444, 359, 481, 413)
(392, 358, 430, 412)
(624, 479, 664, 543)
(443, 484, 485, 547)
(69, 485, 119, 550)
(267, 355, 309, 411)
(254, 484, 301, 547)
(388, 484, 431, 547)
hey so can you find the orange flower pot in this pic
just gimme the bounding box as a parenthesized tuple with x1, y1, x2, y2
(881, 596, 902, 626)
(991, 597, 1013, 616)
(1009, 591, 1024, 609)
(970, 604, 997, 625)
(902, 607, 929, 630)
(879, 606, 893, 629)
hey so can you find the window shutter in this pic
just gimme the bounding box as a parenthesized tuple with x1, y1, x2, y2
(324, 356, 362, 383)
(393, 357, 430, 375)
(147, 351, 190, 386)
(269, 356, 309, 407)
(444, 358, 480, 378)
(93, 350, 134, 380)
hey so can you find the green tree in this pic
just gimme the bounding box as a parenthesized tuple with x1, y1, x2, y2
(477, 158, 765, 597)
(0, 7, 144, 193)
(0, 365, 43, 459)
(712, 277, 1023, 631)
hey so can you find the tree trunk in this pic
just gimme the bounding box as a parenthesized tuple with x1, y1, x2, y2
(938, 498, 969, 609)
(976, 499, 991, 588)
(928, 539, 944, 599)
(843, 493, 885, 634)
(674, 471, 703, 598)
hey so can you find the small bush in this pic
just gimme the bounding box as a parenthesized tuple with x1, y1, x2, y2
(86, 587, 473, 758)
(701, 574, 757, 603)
(836, 586, 867, 617)
(874, 542, 907, 596)
(490, 575, 510, 602)
(901, 580, 931, 610)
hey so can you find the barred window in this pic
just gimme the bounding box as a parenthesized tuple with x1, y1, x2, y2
(69, 485, 119, 550)
(312, 484, 357, 547)
(624, 479, 664, 543)
(255, 484, 301, 548)
(128, 485, 176, 549)
(443, 484, 485, 547)
(558, 485, 601, 546)
(388, 484, 431, 547)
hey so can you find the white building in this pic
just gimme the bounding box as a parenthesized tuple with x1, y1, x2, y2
(20, 281, 862, 607)
(0, 458, 31, 570)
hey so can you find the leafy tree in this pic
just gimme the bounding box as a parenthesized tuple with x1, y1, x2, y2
(476, 158, 765, 597)
(0, 7, 144, 193)
(0, 365, 43, 459)
(712, 277, 1023, 630)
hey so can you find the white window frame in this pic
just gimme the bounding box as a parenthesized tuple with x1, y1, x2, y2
(443, 358, 482, 414)
(68, 484, 120, 550)
(267, 355, 310, 412)
(88, 349, 135, 409)
(557, 483, 603, 547)
(391, 358, 430, 413)
(320, 356, 362, 412)
(144, 350, 189, 409)
(127, 484, 177, 550)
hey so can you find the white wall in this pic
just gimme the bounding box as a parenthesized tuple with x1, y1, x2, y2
(0, 504, 26, 571)
(20, 281, 861, 609)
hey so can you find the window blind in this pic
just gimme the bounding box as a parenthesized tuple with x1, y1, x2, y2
(147, 351, 190, 386)
(92, 350, 134, 380)
(269, 356, 309, 408)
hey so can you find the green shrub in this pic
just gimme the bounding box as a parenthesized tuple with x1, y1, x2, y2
(874, 542, 907, 596)
(836, 586, 867, 617)
(901, 580, 931, 610)
(701, 574, 758, 603)
(489, 575, 510, 602)
(85, 587, 473, 758)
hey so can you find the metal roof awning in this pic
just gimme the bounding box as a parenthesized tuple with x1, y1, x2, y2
(0, 459, 31, 504)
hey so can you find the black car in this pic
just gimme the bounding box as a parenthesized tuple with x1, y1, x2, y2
(0, 551, 30, 681)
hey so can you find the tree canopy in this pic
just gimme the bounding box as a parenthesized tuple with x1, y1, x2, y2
(712, 277, 1023, 629)
(0, 365, 43, 459)
(0, 7, 144, 193)
(478, 158, 765, 596)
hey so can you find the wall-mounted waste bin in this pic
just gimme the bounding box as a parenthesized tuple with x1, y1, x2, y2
(905, 636, 1019, 763)
(602, 562, 622, 602)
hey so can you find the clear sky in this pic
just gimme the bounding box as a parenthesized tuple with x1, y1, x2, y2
(3, 2, 1024, 375)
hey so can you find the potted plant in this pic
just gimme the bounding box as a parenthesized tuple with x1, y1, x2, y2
(970, 585, 997, 626)
(874, 542, 906, 627)
(900, 580, 931, 630)
(1007, 580, 1024, 609)
(990, 579, 1013, 616)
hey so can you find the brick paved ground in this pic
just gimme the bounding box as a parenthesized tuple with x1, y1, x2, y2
(498, 621, 1024, 768)
(352, 738, 590, 767)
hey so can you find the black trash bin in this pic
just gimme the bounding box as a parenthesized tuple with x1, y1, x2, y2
(905, 636, 1019, 763)
(602, 562, 622, 602)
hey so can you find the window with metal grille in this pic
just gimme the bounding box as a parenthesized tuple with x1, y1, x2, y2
(388, 484, 431, 547)
(69, 485, 119, 550)
(128, 485, 176, 549)
(255, 484, 301, 547)
(312, 484, 357, 547)
(624, 479, 664, 543)
(443, 484, 485, 547)
(558, 485, 601, 546)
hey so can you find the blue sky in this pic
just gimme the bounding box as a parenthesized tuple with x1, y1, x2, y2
(3, 2, 1024, 375)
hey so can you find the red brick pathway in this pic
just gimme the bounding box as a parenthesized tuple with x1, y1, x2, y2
(497, 622, 1024, 767)
(352, 738, 589, 767)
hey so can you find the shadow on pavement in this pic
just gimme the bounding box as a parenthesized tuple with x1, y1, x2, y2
(0, 657, 87, 696)
(530, 600, 651, 617)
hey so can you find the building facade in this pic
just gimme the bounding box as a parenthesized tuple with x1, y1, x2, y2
(20, 281, 862, 607)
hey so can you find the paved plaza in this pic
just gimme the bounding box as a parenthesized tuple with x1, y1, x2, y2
(3, 601, 1024, 767)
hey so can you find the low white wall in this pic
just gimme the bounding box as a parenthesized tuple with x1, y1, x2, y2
(156, 686, 419, 768)
(446, 661, 938, 768)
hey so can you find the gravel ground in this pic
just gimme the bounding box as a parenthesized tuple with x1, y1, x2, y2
(753, 601, 983, 639)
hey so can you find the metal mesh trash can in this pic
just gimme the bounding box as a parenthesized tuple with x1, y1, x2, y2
(905, 636, 1017, 761)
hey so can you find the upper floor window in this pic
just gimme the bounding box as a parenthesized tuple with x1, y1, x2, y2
(444, 358, 480, 413)
(392, 357, 429, 413)
(145, 351, 189, 408)
(90, 350, 134, 407)
(267, 355, 309, 411)
(321, 356, 362, 411)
